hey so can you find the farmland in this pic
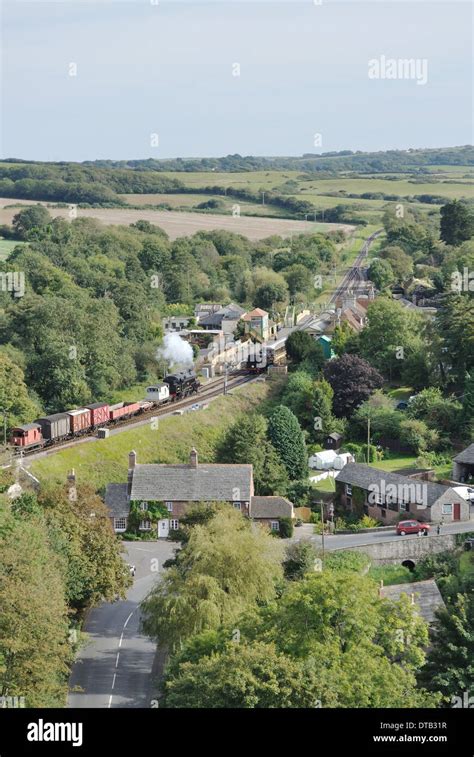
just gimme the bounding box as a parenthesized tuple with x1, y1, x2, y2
(0, 202, 353, 241)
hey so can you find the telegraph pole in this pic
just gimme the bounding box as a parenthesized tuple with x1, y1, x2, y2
(367, 414, 371, 464)
(320, 500, 325, 557)
(0, 408, 7, 449)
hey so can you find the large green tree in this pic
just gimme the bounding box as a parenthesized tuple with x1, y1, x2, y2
(268, 405, 307, 480)
(440, 200, 474, 247)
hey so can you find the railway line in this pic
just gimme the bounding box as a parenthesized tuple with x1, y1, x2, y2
(13, 371, 255, 461)
(329, 228, 383, 305)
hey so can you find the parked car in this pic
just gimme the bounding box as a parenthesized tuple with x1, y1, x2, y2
(396, 520, 430, 536)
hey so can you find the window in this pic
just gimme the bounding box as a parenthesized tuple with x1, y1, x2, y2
(233, 501, 241, 510)
(114, 517, 127, 531)
(170, 519, 179, 531)
(270, 521, 280, 531)
(165, 502, 173, 512)
(140, 502, 147, 512)
(399, 502, 408, 512)
(442, 504, 453, 515)
(139, 520, 151, 530)
(346, 484, 352, 496)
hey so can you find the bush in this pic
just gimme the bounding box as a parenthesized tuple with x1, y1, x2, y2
(278, 517, 294, 539)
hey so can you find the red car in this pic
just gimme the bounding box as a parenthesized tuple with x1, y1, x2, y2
(396, 520, 430, 536)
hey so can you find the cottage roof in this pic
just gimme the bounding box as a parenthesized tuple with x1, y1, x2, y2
(250, 496, 294, 519)
(335, 463, 453, 507)
(104, 483, 129, 518)
(453, 443, 474, 465)
(380, 579, 445, 624)
(242, 308, 268, 320)
(130, 463, 252, 502)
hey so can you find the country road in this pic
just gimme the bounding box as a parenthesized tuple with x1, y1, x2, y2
(67, 519, 473, 709)
(68, 540, 175, 709)
(292, 518, 474, 549)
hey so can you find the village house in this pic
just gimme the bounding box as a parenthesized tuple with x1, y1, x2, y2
(196, 303, 246, 335)
(452, 443, 474, 484)
(104, 448, 295, 536)
(335, 462, 470, 525)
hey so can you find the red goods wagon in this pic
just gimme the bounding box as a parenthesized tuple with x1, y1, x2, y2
(10, 423, 43, 449)
(86, 403, 110, 427)
(109, 402, 140, 422)
(66, 408, 92, 434)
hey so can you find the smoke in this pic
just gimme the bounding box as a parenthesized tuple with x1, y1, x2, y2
(157, 333, 194, 368)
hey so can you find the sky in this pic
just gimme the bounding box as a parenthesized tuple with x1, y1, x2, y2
(1, 0, 472, 161)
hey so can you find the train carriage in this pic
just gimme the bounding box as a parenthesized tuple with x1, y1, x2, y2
(86, 402, 110, 427)
(35, 413, 70, 442)
(67, 408, 92, 435)
(10, 423, 43, 450)
(109, 401, 141, 422)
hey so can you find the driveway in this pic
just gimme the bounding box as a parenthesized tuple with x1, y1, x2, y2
(68, 540, 176, 709)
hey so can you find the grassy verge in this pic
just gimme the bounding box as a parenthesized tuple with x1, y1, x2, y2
(368, 564, 414, 586)
(30, 377, 286, 491)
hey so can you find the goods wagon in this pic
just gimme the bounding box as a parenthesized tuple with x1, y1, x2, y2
(10, 423, 43, 449)
(109, 401, 140, 422)
(145, 384, 170, 404)
(35, 413, 70, 442)
(86, 403, 110, 427)
(66, 408, 92, 434)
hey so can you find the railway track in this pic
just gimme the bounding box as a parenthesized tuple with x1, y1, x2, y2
(13, 372, 255, 461)
(329, 229, 383, 305)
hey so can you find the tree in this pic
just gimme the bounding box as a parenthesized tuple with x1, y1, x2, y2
(0, 351, 42, 430)
(436, 295, 474, 383)
(283, 264, 311, 297)
(399, 418, 439, 454)
(440, 200, 474, 247)
(38, 485, 131, 612)
(162, 641, 321, 708)
(254, 281, 288, 311)
(218, 413, 288, 495)
(323, 354, 383, 417)
(141, 508, 283, 651)
(268, 406, 307, 480)
(0, 508, 72, 706)
(420, 591, 474, 703)
(368, 258, 395, 290)
(358, 299, 425, 379)
(283, 540, 319, 581)
(311, 379, 335, 442)
(285, 331, 319, 364)
(12, 205, 51, 238)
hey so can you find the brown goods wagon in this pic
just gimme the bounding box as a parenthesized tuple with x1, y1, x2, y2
(86, 403, 110, 427)
(66, 408, 92, 434)
(109, 401, 140, 422)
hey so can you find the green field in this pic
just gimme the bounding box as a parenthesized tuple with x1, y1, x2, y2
(115, 165, 472, 227)
(0, 239, 26, 260)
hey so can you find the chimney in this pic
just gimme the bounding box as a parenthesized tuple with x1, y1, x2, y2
(127, 451, 136, 497)
(190, 448, 198, 468)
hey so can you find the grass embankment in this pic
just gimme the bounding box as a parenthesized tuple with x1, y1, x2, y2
(30, 377, 286, 491)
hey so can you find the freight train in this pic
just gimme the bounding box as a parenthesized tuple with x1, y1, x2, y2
(9, 370, 200, 452)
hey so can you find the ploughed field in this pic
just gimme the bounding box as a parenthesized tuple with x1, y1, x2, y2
(0, 199, 353, 240)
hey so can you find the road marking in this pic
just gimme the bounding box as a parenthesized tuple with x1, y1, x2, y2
(108, 695, 113, 708)
(115, 652, 120, 668)
(119, 632, 124, 648)
(123, 612, 133, 629)
(112, 674, 116, 690)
